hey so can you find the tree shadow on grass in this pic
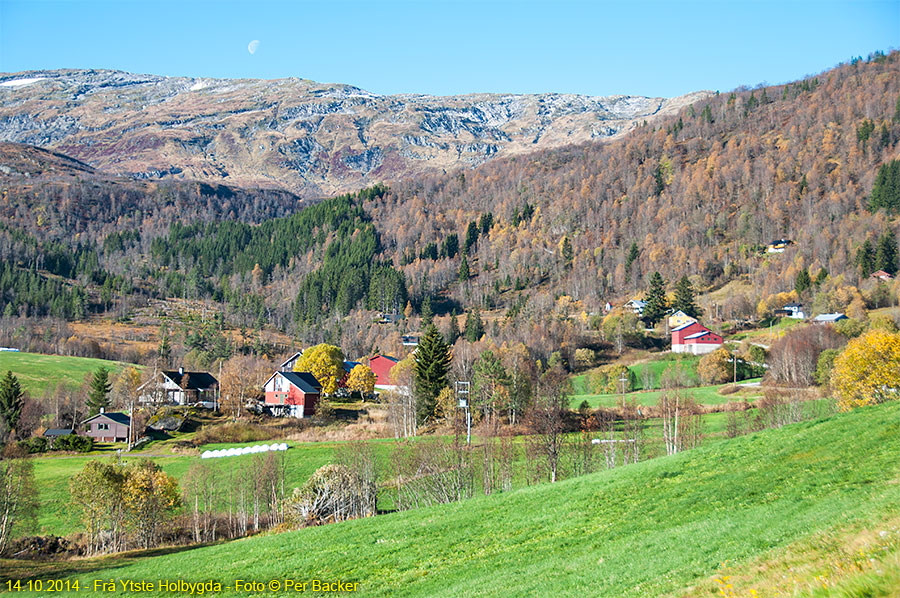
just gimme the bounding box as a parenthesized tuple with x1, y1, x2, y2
(1, 541, 223, 583)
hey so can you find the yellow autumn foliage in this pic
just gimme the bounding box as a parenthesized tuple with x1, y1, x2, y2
(832, 329, 900, 411)
(294, 344, 345, 395)
(346, 364, 376, 395)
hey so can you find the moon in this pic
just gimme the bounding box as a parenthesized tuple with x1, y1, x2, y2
(248, 40, 260, 55)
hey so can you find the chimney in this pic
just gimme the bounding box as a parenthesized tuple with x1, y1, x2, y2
(179, 366, 184, 376)
(100, 407, 104, 414)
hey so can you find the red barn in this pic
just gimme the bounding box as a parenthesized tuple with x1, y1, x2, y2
(263, 371, 321, 418)
(672, 321, 723, 354)
(368, 355, 399, 389)
(680, 329, 724, 355)
(671, 321, 707, 349)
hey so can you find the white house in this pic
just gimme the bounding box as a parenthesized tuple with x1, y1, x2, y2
(624, 300, 646, 316)
(279, 351, 303, 372)
(138, 367, 219, 408)
(777, 302, 806, 319)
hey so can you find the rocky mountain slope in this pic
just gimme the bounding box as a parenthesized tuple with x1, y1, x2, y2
(0, 69, 708, 197)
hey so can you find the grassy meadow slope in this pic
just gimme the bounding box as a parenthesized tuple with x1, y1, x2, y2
(31, 439, 395, 536)
(10, 401, 899, 597)
(0, 351, 137, 397)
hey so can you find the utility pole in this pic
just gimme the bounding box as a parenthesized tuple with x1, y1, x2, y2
(733, 348, 738, 384)
(456, 381, 471, 445)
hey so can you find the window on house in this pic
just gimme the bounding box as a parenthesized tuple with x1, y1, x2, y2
(98, 423, 109, 430)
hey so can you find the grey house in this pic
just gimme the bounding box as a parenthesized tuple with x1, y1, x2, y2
(82, 410, 131, 443)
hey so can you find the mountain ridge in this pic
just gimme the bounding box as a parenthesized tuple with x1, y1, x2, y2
(0, 68, 711, 197)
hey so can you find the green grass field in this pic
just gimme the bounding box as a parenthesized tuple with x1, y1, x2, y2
(9, 401, 899, 597)
(0, 351, 138, 397)
(570, 380, 762, 409)
(29, 439, 375, 536)
(571, 354, 701, 395)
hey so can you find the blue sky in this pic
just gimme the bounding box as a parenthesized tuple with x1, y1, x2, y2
(0, 0, 897, 97)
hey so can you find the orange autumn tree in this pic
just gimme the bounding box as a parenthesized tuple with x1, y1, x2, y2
(831, 329, 900, 411)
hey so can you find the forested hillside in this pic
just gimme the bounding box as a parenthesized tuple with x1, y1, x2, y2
(370, 52, 900, 315)
(1, 52, 898, 364)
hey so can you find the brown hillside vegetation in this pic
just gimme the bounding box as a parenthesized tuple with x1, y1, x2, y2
(368, 52, 899, 309)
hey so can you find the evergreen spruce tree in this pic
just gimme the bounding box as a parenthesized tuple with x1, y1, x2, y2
(420, 295, 433, 328)
(814, 268, 828, 286)
(464, 308, 485, 342)
(86, 367, 112, 416)
(560, 236, 574, 268)
(795, 267, 811, 294)
(441, 233, 459, 259)
(856, 239, 875, 277)
(157, 333, 171, 366)
(870, 160, 900, 212)
(464, 221, 479, 254)
(446, 309, 460, 345)
(672, 276, 700, 318)
(642, 272, 668, 326)
(479, 212, 494, 234)
(876, 229, 899, 275)
(458, 254, 470, 282)
(0, 370, 24, 437)
(624, 241, 640, 282)
(414, 324, 452, 425)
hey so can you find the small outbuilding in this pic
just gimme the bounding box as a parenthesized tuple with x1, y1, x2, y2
(42, 428, 74, 447)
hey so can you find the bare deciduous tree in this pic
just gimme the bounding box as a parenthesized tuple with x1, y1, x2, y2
(526, 365, 571, 483)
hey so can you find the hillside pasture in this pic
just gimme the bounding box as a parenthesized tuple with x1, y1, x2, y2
(6, 401, 899, 597)
(0, 351, 137, 397)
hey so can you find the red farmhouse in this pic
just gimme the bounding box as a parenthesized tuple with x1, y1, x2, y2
(263, 371, 322, 418)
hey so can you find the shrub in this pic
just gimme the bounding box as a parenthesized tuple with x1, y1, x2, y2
(284, 463, 375, 526)
(834, 318, 867, 338)
(574, 348, 597, 370)
(588, 365, 635, 394)
(815, 348, 841, 386)
(18, 436, 48, 454)
(51, 434, 93, 453)
(698, 348, 732, 385)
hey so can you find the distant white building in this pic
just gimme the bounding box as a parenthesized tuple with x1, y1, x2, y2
(624, 300, 646, 316)
(813, 313, 848, 324)
(775, 302, 806, 319)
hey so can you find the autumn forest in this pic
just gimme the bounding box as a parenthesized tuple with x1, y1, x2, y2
(0, 52, 899, 367)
